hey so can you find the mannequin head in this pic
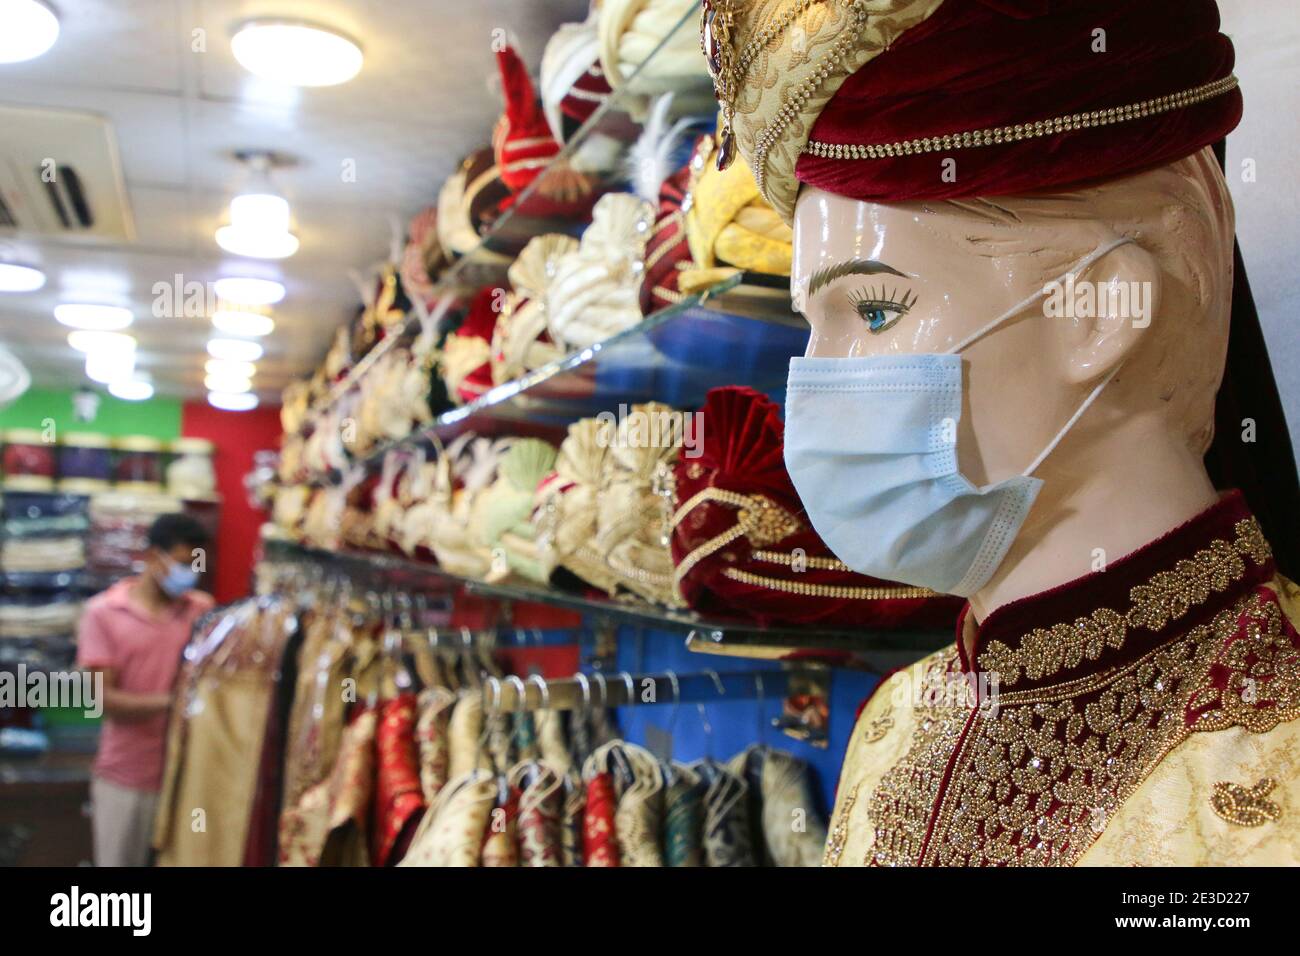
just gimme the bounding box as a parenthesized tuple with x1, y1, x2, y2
(790, 148, 1235, 489)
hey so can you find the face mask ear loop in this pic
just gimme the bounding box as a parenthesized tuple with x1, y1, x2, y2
(1021, 361, 1123, 478)
(944, 236, 1137, 356)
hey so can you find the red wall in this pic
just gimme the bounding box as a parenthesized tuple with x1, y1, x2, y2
(181, 401, 282, 604)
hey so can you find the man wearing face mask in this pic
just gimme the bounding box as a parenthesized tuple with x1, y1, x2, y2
(76, 512, 214, 866)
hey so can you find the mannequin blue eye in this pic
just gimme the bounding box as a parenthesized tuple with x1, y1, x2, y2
(847, 286, 917, 334)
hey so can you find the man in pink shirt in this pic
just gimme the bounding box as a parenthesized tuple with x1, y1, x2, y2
(76, 513, 214, 867)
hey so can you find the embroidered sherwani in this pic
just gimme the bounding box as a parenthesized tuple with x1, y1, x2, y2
(824, 492, 1300, 866)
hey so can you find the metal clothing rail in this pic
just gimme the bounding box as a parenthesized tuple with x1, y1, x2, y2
(483, 669, 792, 714)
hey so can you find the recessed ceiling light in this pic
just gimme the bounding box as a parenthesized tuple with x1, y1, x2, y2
(0, 262, 46, 292)
(207, 338, 264, 362)
(109, 379, 154, 402)
(215, 224, 300, 259)
(212, 306, 275, 338)
(85, 351, 135, 385)
(67, 330, 136, 354)
(55, 303, 133, 331)
(209, 390, 259, 412)
(205, 358, 256, 379)
(204, 372, 252, 393)
(231, 20, 364, 87)
(213, 276, 285, 305)
(0, 0, 60, 64)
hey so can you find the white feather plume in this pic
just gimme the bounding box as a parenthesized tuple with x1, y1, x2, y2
(624, 93, 696, 204)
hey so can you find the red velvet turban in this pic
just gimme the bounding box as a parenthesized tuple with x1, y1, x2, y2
(795, 0, 1242, 203)
(670, 386, 962, 629)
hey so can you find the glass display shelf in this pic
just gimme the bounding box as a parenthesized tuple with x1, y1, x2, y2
(263, 538, 952, 667)
(306, 272, 813, 483)
(300, 4, 727, 437)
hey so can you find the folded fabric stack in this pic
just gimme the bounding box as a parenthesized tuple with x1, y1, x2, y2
(0, 535, 85, 573)
(85, 492, 182, 580)
(0, 598, 83, 639)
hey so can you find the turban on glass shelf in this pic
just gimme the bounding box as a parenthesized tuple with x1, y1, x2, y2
(670, 386, 962, 629)
(641, 132, 792, 312)
(493, 42, 604, 220)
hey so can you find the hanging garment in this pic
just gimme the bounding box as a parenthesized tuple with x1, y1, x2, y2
(511, 761, 565, 867)
(154, 600, 297, 867)
(727, 745, 828, 868)
(561, 770, 586, 867)
(415, 685, 457, 804)
(400, 770, 496, 867)
(662, 763, 705, 867)
(582, 771, 620, 867)
(371, 694, 427, 866)
(696, 760, 756, 867)
(317, 706, 378, 868)
(479, 781, 520, 868)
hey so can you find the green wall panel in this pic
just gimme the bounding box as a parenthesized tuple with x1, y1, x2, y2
(0, 387, 181, 441)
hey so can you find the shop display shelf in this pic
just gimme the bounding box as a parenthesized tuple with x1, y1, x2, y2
(264, 538, 952, 667)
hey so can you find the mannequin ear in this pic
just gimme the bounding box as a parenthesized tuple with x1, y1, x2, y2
(1059, 240, 1159, 386)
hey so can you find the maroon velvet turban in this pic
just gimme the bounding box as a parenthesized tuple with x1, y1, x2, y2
(795, 0, 1243, 203)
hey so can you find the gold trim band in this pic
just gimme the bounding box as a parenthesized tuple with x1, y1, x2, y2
(722, 566, 936, 600)
(804, 75, 1239, 161)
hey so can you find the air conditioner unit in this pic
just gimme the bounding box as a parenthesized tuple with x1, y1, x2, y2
(0, 105, 134, 241)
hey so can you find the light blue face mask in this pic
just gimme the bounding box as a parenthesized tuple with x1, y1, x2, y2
(783, 237, 1133, 598)
(159, 558, 200, 599)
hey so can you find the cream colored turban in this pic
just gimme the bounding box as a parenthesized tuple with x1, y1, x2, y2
(598, 0, 713, 116)
(491, 234, 576, 386)
(545, 192, 654, 349)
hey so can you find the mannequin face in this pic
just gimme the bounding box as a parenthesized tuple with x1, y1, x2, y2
(790, 186, 1149, 486)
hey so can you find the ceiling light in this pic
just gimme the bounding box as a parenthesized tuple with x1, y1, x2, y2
(205, 358, 256, 379)
(55, 303, 133, 331)
(212, 276, 285, 305)
(0, 262, 46, 292)
(85, 351, 135, 385)
(215, 226, 299, 259)
(204, 373, 252, 393)
(0, 1, 60, 64)
(109, 379, 154, 402)
(67, 330, 136, 354)
(215, 153, 300, 259)
(207, 338, 263, 362)
(231, 20, 364, 87)
(212, 305, 274, 338)
(208, 391, 259, 412)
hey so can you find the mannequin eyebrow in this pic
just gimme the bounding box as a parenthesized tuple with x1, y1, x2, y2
(806, 259, 908, 300)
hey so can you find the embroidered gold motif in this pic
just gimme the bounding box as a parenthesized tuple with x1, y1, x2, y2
(822, 779, 861, 867)
(865, 650, 970, 866)
(866, 586, 1300, 867)
(978, 518, 1271, 686)
(1210, 778, 1281, 828)
(865, 709, 896, 743)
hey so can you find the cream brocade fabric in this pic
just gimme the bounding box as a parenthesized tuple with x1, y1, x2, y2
(721, 0, 945, 222)
(823, 574, 1300, 867)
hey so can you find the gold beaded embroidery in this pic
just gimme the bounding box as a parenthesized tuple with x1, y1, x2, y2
(1210, 779, 1281, 828)
(863, 586, 1299, 867)
(978, 518, 1272, 686)
(822, 778, 861, 867)
(671, 487, 805, 586)
(721, 567, 935, 600)
(805, 75, 1239, 161)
